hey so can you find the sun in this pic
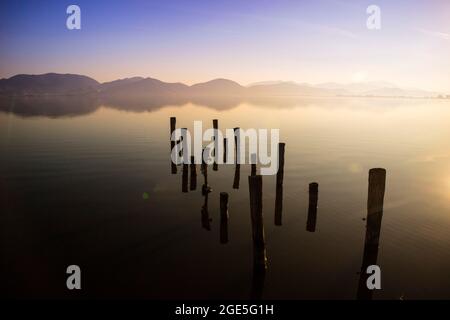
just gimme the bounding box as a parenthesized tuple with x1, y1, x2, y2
(351, 71, 368, 83)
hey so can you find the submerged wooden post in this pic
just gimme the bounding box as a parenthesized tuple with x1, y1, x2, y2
(248, 175, 267, 270)
(181, 127, 189, 164)
(233, 164, 240, 189)
(223, 138, 227, 164)
(251, 153, 257, 176)
(365, 168, 386, 248)
(276, 143, 285, 186)
(220, 192, 229, 244)
(190, 155, 197, 191)
(251, 164, 257, 176)
(170, 117, 177, 174)
(232, 127, 241, 189)
(357, 168, 387, 300)
(274, 143, 285, 225)
(306, 182, 319, 232)
(234, 127, 240, 163)
(213, 119, 218, 171)
(201, 148, 211, 195)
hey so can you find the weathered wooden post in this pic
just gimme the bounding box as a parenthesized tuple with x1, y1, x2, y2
(248, 175, 267, 270)
(170, 117, 177, 174)
(220, 192, 229, 244)
(213, 119, 218, 171)
(223, 138, 227, 164)
(233, 127, 241, 189)
(365, 168, 386, 248)
(234, 127, 240, 162)
(233, 164, 240, 189)
(201, 148, 211, 195)
(306, 182, 319, 232)
(357, 168, 387, 300)
(251, 153, 257, 176)
(274, 143, 285, 225)
(276, 143, 285, 186)
(190, 155, 197, 191)
(181, 127, 189, 164)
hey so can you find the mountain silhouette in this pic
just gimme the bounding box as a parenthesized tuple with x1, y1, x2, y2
(99, 77, 189, 96)
(0, 73, 444, 98)
(189, 78, 245, 96)
(0, 73, 99, 95)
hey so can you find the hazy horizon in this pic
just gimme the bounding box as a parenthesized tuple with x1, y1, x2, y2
(1, 0, 449, 92)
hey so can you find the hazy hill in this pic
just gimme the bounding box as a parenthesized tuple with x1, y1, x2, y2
(0, 73, 99, 95)
(247, 81, 338, 96)
(0, 73, 444, 98)
(99, 77, 189, 97)
(190, 79, 245, 96)
(99, 77, 144, 91)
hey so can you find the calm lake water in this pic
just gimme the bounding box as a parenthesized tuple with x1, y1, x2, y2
(1, 96, 450, 299)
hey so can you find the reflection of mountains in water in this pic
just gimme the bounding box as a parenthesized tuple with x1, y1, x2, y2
(0, 94, 432, 118)
(0, 73, 444, 117)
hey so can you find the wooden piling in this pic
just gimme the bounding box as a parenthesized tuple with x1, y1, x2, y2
(220, 192, 229, 244)
(274, 143, 285, 225)
(251, 153, 257, 176)
(201, 148, 211, 195)
(357, 168, 386, 300)
(306, 182, 318, 232)
(223, 138, 227, 164)
(213, 119, 218, 171)
(365, 168, 386, 248)
(276, 143, 285, 186)
(190, 155, 197, 191)
(170, 117, 177, 174)
(181, 127, 189, 164)
(170, 117, 176, 138)
(234, 127, 240, 163)
(248, 175, 267, 270)
(233, 164, 240, 189)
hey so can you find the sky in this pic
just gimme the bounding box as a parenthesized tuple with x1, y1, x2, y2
(1, 0, 449, 91)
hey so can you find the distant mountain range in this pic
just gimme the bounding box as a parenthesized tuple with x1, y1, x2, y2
(0, 73, 447, 98)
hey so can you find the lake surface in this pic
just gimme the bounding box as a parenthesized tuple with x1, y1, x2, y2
(1, 96, 450, 299)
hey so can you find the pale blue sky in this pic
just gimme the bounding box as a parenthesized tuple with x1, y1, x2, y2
(1, 0, 449, 91)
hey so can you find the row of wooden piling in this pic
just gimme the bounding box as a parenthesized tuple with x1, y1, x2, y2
(170, 117, 387, 300)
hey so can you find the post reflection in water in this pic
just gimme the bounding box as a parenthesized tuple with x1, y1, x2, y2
(306, 182, 319, 232)
(248, 175, 267, 299)
(220, 192, 229, 244)
(182, 163, 188, 193)
(357, 168, 387, 300)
